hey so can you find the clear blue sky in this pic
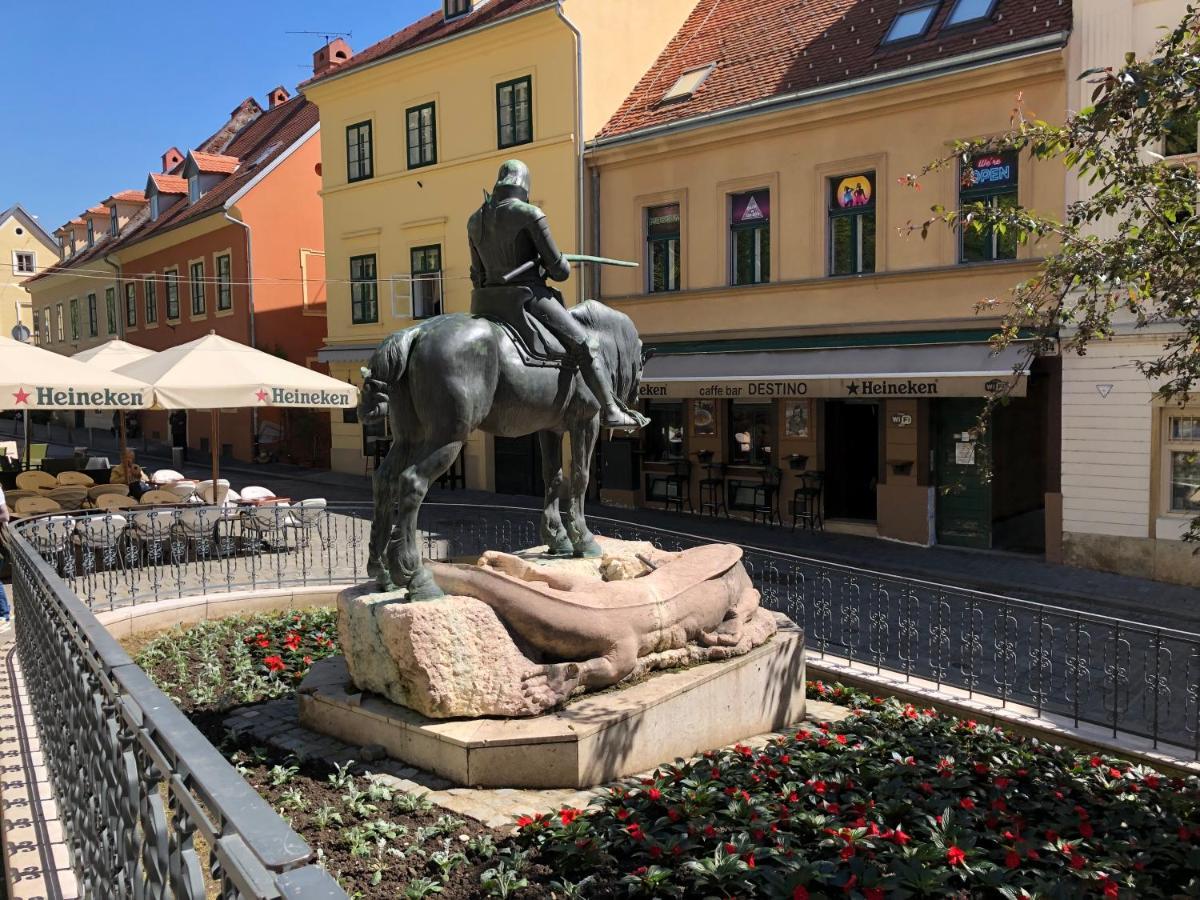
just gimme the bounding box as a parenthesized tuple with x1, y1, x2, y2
(0, 0, 435, 232)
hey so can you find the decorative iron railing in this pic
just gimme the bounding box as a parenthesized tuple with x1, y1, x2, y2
(4, 520, 347, 898)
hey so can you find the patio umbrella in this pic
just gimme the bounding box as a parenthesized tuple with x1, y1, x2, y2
(0, 335, 154, 467)
(113, 331, 358, 487)
(71, 339, 157, 459)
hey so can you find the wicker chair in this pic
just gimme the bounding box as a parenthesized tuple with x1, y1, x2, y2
(57, 470, 95, 487)
(16, 470, 57, 492)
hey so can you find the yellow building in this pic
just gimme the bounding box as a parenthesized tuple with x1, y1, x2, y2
(0, 204, 57, 343)
(585, 0, 1073, 553)
(305, 0, 699, 482)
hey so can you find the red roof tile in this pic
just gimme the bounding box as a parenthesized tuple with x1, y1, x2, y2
(301, 0, 554, 89)
(149, 173, 189, 194)
(85, 205, 107, 216)
(189, 151, 240, 174)
(106, 190, 146, 205)
(598, 0, 1073, 141)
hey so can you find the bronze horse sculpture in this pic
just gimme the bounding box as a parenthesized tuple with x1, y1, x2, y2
(359, 300, 644, 600)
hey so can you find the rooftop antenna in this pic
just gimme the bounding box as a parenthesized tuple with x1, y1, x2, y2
(286, 29, 353, 46)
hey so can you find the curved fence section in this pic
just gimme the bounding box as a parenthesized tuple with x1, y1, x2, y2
(4, 523, 347, 899)
(12, 499, 1200, 760)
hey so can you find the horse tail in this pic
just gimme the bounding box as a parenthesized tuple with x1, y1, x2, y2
(359, 328, 420, 421)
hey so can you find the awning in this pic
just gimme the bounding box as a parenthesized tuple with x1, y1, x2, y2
(318, 344, 377, 364)
(639, 342, 1029, 400)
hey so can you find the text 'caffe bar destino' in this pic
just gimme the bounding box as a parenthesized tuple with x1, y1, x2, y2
(603, 335, 1058, 555)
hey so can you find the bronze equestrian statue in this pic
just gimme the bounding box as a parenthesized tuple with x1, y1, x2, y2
(360, 160, 648, 601)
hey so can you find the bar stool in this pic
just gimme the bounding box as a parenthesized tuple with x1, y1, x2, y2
(662, 459, 693, 514)
(751, 466, 783, 527)
(791, 471, 825, 532)
(698, 460, 727, 518)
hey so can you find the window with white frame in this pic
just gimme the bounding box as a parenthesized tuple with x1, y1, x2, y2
(188, 174, 201, 204)
(56, 303, 64, 342)
(145, 278, 158, 324)
(1166, 414, 1200, 514)
(12, 251, 34, 275)
(190, 261, 206, 315)
(216, 253, 232, 310)
(32, 310, 41, 345)
(410, 245, 442, 318)
(125, 282, 137, 328)
(165, 270, 180, 320)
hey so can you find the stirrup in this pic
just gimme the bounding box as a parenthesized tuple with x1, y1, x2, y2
(601, 407, 648, 432)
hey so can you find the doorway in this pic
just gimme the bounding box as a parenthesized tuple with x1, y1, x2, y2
(493, 434, 544, 496)
(823, 401, 880, 520)
(935, 399, 991, 549)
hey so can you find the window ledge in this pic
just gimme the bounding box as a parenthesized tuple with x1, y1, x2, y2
(215, 308, 236, 319)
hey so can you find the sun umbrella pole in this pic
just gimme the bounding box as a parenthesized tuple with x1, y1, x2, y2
(210, 408, 220, 489)
(22, 410, 29, 469)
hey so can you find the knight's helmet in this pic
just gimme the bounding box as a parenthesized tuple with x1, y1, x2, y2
(492, 159, 531, 202)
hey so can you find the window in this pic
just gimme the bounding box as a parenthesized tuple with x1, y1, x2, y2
(406, 102, 437, 169)
(946, 0, 997, 27)
(960, 151, 1018, 263)
(881, 2, 939, 44)
(105, 287, 117, 335)
(730, 190, 770, 285)
(145, 279, 158, 324)
(729, 401, 773, 466)
(188, 174, 201, 204)
(663, 64, 715, 102)
(1164, 109, 1199, 157)
(346, 121, 373, 183)
(70, 232, 77, 254)
(190, 261, 206, 315)
(646, 203, 681, 292)
(109, 206, 119, 237)
(33, 310, 41, 345)
(12, 251, 34, 275)
(150, 193, 160, 221)
(645, 402, 684, 461)
(165, 271, 180, 320)
(56, 303, 64, 342)
(86, 293, 98, 337)
(216, 253, 232, 310)
(69, 298, 80, 341)
(497, 76, 533, 149)
(86, 218, 95, 248)
(125, 283, 137, 328)
(1167, 415, 1200, 513)
(59, 236, 68, 259)
(829, 172, 876, 276)
(444, 0, 471, 18)
(350, 254, 379, 324)
(410, 245, 443, 318)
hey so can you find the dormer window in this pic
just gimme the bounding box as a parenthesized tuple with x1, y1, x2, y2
(881, 2, 939, 45)
(59, 236, 67, 259)
(945, 0, 997, 27)
(109, 206, 119, 237)
(188, 174, 201, 204)
(444, 0, 471, 20)
(150, 192, 160, 221)
(86, 219, 95, 248)
(70, 233, 77, 254)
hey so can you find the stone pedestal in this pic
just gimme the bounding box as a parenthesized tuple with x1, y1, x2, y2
(298, 614, 805, 789)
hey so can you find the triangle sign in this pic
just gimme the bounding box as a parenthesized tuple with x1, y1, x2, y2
(1097, 384, 1114, 398)
(741, 196, 764, 221)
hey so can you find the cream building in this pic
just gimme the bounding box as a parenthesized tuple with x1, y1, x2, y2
(0, 205, 57, 342)
(305, 0, 699, 482)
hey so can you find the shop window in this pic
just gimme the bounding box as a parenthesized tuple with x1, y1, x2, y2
(959, 151, 1018, 263)
(145, 279, 158, 324)
(1164, 108, 1199, 157)
(350, 254, 379, 324)
(125, 282, 137, 328)
(645, 401, 685, 461)
(829, 172, 876, 275)
(730, 189, 770, 285)
(646, 203, 681, 293)
(346, 121, 373, 183)
(86, 293, 98, 337)
(190, 261, 206, 315)
(729, 400, 773, 466)
(1167, 414, 1200, 513)
(410, 245, 443, 319)
(497, 76, 533, 149)
(406, 102, 437, 169)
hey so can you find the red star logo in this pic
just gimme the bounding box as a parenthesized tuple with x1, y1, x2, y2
(12, 388, 30, 405)
(255, 389, 269, 403)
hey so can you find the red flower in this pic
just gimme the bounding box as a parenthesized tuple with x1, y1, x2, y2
(256, 637, 270, 649)
(1100, 877, 1119, 898)
(647, 787, 662, 801)
(1145, 774, 1161, 789)
(836, 733, 848, 745)
(1005, 850, 1021, 869)
(516, 815, 534, 828)
(703, 824, 716, 838)
(974, 763, 989, 775)
(744, 853, 756, 868)
(892, 828, 911, 846)
(864, 889, 884, 900)
(1069, 854, 1085, 870)
(616, 808, 630, 821)
(960, 797, 976, 810)
(263, 655, 286, 672)
(839, 844, 855, 861)
(1109, 768, 1123, 779)
(283, 632, 301, 651)
(1089, 756, 1102, 768)
(1079, 821, 1094, 838)
(559, 807, 581, 826)
(626, 822, 643, 840)
(793, 888, 809, 900)
(994, 777, 1011, 790)
(724, 842, 737, 854)
(946, 846, 966, 866)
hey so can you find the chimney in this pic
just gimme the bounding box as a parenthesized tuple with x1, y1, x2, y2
(161, 146, 184, 173)
(312, 38, 352, 77)
(268, 85, 291, 109)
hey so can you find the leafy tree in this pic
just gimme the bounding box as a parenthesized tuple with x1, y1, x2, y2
(903, 7, 1200, 537)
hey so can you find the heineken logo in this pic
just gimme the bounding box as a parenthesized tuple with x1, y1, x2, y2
(258, 386, 353, 406)
(13, 386, 146, 407)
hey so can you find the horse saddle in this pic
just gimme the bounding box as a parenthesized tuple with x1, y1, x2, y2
(470, 286, 567, 366)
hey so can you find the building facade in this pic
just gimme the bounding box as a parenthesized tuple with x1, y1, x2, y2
(305, 0, 700, 481)
(0, 204, 62, 343)
(585, 0, 1071, 552)
(1058, 0, 1199, 585)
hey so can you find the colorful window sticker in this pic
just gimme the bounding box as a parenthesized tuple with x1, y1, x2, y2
(833, 174, 874, 209)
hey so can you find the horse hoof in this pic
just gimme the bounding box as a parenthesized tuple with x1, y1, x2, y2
(405, 570, 445, 603)
(573, 538, 603, 559)
(544, 536, 574, 558)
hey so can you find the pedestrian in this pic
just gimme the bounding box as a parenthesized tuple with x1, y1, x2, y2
(0, 485, 11, 628)
(109, 448, 152, 500)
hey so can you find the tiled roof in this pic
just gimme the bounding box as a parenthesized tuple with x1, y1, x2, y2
(301, 0, 554, 89)
(149, 174, 188, 194)
(85, 205, 107, 216)
(106, 190, 146, 205)
(598, 0, 1073, 141)
(190, 151, 240, 174)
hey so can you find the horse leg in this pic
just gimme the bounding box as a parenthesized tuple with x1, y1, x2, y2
(537, 431, 572, 556)
(387, 440, 465, 602)
(566, 414, 602, 558)
(368, 440, 408, 590)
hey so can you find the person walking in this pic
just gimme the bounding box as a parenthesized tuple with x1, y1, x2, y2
(0, 485, 11, 628)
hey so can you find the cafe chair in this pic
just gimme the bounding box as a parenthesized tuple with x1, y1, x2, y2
(697, 460, 728, 518)
(751, 466, 783, 528)
(239, 485, 276, 503)
(197, 479, 232, 506)
(791, 471, 825, 532)
(46, 486, 89, 511)
(659, 459, 693, 514)
(16, 470, 57, 492)
(164, 481, 198, 503)
(88, 484, 130, 502)
(27, 443, 47, 469)
(242, 501, 295, 551)
(173, 507, 224, 560)
(57, 470, 95, 488)
(75, 513, 129, 573)
(25, 514, 77, 577)
(96, 494, 137, 511)
(138, 489, 181, 506)
(285, 497, 327, 548)
(151, 468, 185, 486)
(13, 495, 63, 517)
(128, 506, 179, 566)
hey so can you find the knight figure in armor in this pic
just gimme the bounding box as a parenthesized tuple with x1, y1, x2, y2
(468, 160, 648, 431)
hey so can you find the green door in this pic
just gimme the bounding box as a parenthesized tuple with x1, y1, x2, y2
(935, 399, 992, 549)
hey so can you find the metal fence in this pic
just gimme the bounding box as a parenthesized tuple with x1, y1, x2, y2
(4, 519, 346, 899)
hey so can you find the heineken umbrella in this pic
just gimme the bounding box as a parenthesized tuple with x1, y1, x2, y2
(71, 339, 158, 458)
(114, 332, 358, 486)
(0, 335, 154, 467)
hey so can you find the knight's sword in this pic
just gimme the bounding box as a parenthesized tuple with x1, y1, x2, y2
(501, 253, 638, 284)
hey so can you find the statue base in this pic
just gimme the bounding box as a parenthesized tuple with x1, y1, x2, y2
(297, 614, 804, 789)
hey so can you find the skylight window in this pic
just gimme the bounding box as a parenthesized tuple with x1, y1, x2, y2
(663, 63, 716, 102)
(946, 0, 996, 26)
(881, 2, 939, 44)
